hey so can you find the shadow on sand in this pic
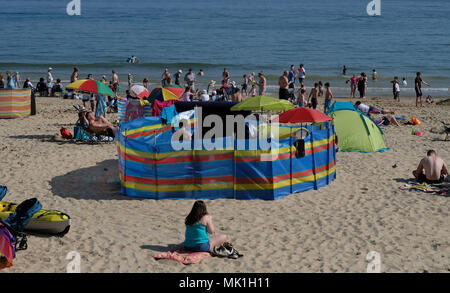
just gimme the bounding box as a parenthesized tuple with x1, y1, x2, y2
(50, 159, 134, 201)
(140, 244, 182, 252)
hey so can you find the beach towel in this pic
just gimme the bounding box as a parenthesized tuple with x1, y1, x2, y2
(151, 99, 176, 117)
(125, 99, 143, 122)
(400, 181, 449, 196)
(153, 250, 211, 265)
(160, 104, 178, 124)
(96, 94, 107, 118)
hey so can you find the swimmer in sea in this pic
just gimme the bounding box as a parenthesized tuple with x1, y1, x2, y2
(127, 55, 139, 63)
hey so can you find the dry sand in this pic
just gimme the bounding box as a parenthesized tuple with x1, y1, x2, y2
(0, 95, 449, 273)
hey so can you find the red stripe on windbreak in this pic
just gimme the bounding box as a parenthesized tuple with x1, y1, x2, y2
(235, 159, 336, 184)
(0, 105, 29, 111)
(127, 125, 173, 139)
(118, 148, 234, 165)
(120, 170, 233, 185)
(0, 96, 29, 102)
(235, 152, 292, 162)
(126, 123, 195, 139)
(235, 140, 335, 162)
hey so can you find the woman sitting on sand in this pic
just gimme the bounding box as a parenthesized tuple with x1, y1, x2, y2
(183, 201, 227, 253)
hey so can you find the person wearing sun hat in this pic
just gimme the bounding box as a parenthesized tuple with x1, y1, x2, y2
(174, 69, 182, 85)
(46, 67, 54, 95)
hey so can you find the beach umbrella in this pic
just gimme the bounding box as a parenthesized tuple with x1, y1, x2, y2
(66, 79, 115, 96)
(230, 96, 294, 111)
(130, 85, 150, 99)
(148, 84, 184, 102)
(278, 107, 332, 124)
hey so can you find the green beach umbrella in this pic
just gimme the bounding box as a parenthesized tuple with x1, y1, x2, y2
(230, 95, 294, 111)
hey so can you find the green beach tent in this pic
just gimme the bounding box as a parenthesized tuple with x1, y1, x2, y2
(327, 102, 388, 152)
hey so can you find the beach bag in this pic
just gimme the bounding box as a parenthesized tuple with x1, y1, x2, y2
(60, 127, 72, 139)
(294, 139, 305, 158)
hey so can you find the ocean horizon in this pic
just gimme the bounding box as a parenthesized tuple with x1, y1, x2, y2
(1, 0, 449, 96)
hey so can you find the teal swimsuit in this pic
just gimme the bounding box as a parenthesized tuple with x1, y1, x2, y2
(184, 221, 210, 251)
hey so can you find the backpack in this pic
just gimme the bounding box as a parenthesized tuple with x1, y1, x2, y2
(3, 198, 42, 233)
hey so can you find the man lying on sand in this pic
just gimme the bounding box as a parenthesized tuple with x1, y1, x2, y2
(355, 101, 394, 115)
(413, 150, 448, 184)
(377, 114, 401, 127)
(79, 110, 116, 137)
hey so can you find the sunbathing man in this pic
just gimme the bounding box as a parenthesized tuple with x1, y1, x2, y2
(355, 101, 394, 115)
(80, 110, 116, 137)
(413, 150, 448, 184)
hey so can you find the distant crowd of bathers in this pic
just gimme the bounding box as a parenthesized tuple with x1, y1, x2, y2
(0, 63, 438, 111)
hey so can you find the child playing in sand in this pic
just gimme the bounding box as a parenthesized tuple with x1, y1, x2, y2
(324, 82, 333, 113)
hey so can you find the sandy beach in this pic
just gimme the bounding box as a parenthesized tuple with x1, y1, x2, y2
(0, 95, 449, 273)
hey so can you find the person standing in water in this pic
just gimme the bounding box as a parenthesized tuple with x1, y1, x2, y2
(357, 73, 367, 99)
(414, 72, 430, 107)
(346, 74, 358, 98)
(342, 65, 347, 76)
(391, 76, 400, 102)
(297, 64, 306, 87)
(70, 67, 79, 83)
(257, 72, 266, 96)
(372, 69, 378, 81)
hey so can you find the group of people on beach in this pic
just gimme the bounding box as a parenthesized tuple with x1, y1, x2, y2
(277, 65, 333, 112)
(0, 69, 63, 97)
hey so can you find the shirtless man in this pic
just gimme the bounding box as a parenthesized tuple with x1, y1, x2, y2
(278, 71, 289, 100)
(80, 111, 116, 137)
(308, 83, 319, 109)
(413, 150, 448, 184)
(112, 70, 119, 88)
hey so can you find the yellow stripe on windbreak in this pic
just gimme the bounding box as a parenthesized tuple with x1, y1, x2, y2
(234, 164, 336, 191)
(121, 118, 195, 136)
(121, 180, 233, 192)
(0, 101, 30, 106)
(117, 140, 233, 160)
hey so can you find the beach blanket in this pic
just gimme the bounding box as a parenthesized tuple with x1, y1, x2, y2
(153, 250, 211, 265)
(125, 99, 143, 122)
(400, 181, 449, 196)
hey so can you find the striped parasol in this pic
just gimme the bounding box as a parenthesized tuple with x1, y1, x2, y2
(66, 79, 115, 96)
(148, 84, 184, 102)
(130, 85, 151, 99)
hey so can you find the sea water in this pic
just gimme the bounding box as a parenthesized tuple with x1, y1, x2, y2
(0, 0, 449, 96)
